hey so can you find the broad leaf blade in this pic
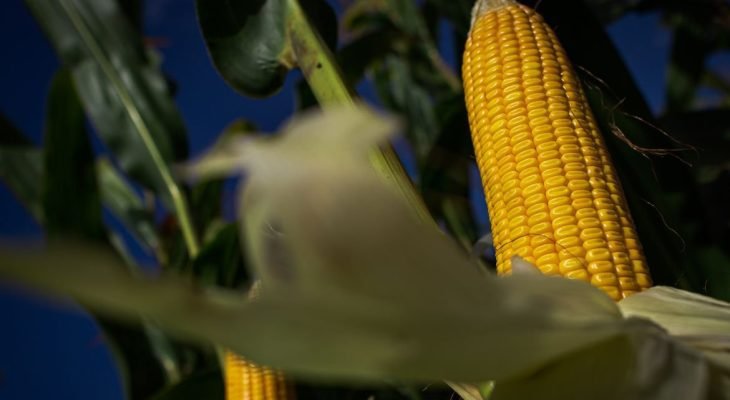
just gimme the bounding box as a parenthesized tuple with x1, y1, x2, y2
(0, 107, 624, 385)
(196, 0, 337, 98)
(25, 0, 189, 200)
(196, 0, 290, 98)
(0, 240, 623, 383)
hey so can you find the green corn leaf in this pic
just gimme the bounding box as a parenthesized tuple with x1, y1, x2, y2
(97, 158, 159, 252)
(42, 69, 105, 240)
(0, 116, 44, 222)
(195, 0, 337, 98)
(24, 0, 189, 198)
(24, 0, 200, 257)
(150, 369, 224, 400)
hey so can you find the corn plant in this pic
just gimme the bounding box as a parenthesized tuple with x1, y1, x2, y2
(1, 0, 730, 399)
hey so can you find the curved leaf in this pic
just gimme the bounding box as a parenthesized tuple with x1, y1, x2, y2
(4, 108, 730, 398)
(196, 0, 337, 98)
(196, 0, 290, 97)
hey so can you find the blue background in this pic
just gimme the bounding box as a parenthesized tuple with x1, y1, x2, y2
(1, 0, 729, 398)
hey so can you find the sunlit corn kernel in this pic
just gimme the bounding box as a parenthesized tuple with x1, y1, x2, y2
(464, 0, 651, 298)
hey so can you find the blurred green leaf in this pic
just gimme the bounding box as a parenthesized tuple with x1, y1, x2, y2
(192, 223, 248, 288)
(195, 0, 337, 98)
(295, 26, 402, 110)
(25, 0, 189, 201)
(97, 158, 159, 252)
(343, 0, 427, 41)
(340, 0, 471, 244)
(5, 108, 730, 399)
(42, 69, 104, 239)
(373, 56, 438, 157)
(150, 369, 223, 400)
(338, 28, 402, 84)
(190, 119, 257, 234)
(118, 0, 143, 33)
(423, 0, 472, 38)
(99, 319, 170, 400)
(343, 0, 459, 94)
(0, 232, 624, 386)
(419, 94, 477, 248)
(0, 119, 44, 221)
(0, 114, 34, 146)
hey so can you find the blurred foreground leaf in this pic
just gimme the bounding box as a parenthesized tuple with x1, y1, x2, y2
(5, 107, 730, 399)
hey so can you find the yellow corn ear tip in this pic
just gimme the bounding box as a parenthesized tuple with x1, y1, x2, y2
(225, 351, 295, 400)
(463, 2, 652, 300)
(471, 0, 517, 25)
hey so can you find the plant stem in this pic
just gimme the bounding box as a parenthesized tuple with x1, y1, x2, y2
(285, 0, 431, 222)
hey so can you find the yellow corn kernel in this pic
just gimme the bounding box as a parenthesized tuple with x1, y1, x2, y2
(463, 0, 652, 300)
(225, 351, 295, 400)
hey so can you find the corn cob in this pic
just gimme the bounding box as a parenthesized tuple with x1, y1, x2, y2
(462, 0, 652, 300)
(225, 351, 295, 400)
(225, 281, 294, 400)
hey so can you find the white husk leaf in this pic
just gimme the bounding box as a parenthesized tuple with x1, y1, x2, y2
(619, 286, 730, 374)
(2, 105, 730, 398)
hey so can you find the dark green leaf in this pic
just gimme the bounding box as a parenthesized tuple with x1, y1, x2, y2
(192, 223, 248, 288)
(25, 0, 189, 199)
(419, 94, 477, 248)
(97, 158, 159, 251)
(295, 27, 403, 112)
(0, 148, 43, 222)
(196, 0, 337, 98)
(118, 0, 143, 33)
(300, 0, 338, 53)
(424, 0, 472, 37)
(337, 28, 402, 86)
(42, 69, 104, 239)
(99, 319, 171, 400)
(344, 0, 427, 38)
(150, 369, 223, 400)
(196, 0, 289, 97)
(0, 115, 44, 221)
(0, 114, 34, 146)
(190, 119, 257, 233)
(373, 56, 438, 157)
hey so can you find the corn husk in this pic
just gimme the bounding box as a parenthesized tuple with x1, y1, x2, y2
(2, 105, 729, 399)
